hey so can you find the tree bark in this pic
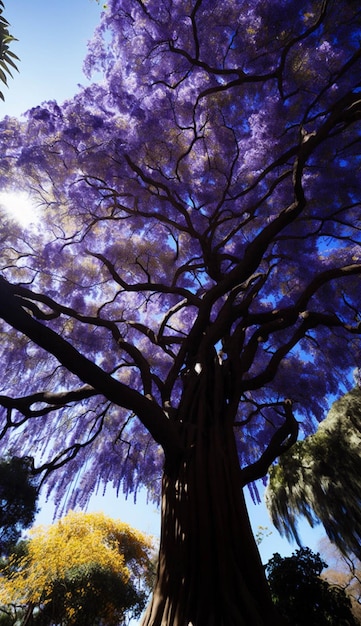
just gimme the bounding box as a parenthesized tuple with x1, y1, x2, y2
(141, 367, 287, 626)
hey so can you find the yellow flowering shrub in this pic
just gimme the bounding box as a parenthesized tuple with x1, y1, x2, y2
(0, 511, 154, 625)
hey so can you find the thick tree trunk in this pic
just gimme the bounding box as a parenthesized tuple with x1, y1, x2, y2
(141, 370, 286, 625)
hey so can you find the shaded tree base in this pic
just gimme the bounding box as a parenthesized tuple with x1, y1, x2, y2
(141, 417, 287, 626)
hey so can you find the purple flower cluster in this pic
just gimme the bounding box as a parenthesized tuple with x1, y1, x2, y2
(0, 0, 360, 509)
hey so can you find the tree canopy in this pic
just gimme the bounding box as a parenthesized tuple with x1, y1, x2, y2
(265, 387, 361, 560)
(266, 547, 358, 626)
(0, 0, 360, 624)
(0, 511, 154, 626)
(0, 0, 359, 519)
(0, 456, 38, 556)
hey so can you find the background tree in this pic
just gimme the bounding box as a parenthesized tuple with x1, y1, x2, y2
(0, 1, 19, 101)
(318, 537, 361, 624)
(265, 387, 361, 560)
(266, 547, 358, 626)
(0, 456, 38, 556)
(0, 540, 31, 626)
(0, 511, 154, 626)
(0, 0, 360, 624)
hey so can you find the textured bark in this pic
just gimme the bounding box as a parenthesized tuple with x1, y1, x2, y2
(142, 367, 287, 626)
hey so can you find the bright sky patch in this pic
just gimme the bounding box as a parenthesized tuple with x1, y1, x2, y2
(0, 190, 40, 227)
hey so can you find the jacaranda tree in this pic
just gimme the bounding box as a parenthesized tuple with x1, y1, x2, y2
(0, 1, 360, 624)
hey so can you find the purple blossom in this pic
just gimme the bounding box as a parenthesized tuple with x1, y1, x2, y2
(0, 0, 360, 542)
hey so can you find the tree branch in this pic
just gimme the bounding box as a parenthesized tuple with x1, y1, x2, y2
(0, 277, 183, 459)
(0, 386, 96, 418)
(240, 400, 299, 485)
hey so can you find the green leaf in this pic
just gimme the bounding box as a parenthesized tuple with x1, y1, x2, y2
(0, 67, 8, 84)
(2, 55, 18, 73)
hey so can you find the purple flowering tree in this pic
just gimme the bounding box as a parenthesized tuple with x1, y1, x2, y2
(0, 1, 361, 623)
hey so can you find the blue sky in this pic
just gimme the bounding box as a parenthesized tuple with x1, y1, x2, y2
(1, 0, 101, 118)
(1, 0, 325, 566)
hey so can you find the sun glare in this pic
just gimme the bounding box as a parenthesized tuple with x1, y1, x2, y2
(0, 190, 41, 227)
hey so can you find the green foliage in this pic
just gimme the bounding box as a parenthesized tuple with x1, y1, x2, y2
(0, 456, 38, 556)
(33, 562, 148, 626)
(0, 611, 14, 626)
(266, 547, 358, 626)
(0, 1, 19, 101)
(265, 387, 361, 559)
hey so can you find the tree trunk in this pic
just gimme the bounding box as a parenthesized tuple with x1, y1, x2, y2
(141, 368, 287, 625)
